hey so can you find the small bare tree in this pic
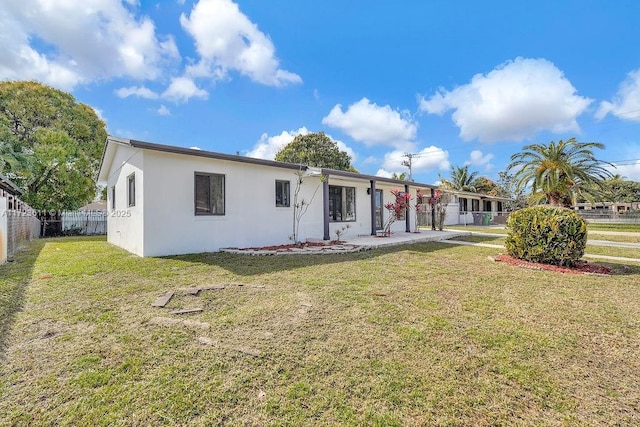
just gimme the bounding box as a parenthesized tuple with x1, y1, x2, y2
(291, 169, 325, 245)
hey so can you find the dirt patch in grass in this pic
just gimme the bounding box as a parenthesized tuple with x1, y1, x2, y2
(494, 254, 612, 275)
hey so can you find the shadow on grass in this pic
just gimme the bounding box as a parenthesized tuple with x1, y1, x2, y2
(449, 235, 505, 244)
(164, 241, 453, 276)
(0, 239, 45, 360)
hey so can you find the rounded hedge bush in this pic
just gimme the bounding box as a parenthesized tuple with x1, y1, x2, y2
(505, 206, 587, 267)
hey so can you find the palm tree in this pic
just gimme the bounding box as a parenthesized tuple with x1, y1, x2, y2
(439, 165, 478, 191)
(507, 138, 613, 207)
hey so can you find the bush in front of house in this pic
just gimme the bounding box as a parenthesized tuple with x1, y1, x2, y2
(505, 206, 587, 267)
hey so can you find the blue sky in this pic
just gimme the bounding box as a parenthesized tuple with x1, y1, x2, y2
(2, 0, 640, 183)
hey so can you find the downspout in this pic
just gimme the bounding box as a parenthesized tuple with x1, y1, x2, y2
(405, 183, 410, 232)
(323, 177, 330, 240)
(370, 180, 376, 236)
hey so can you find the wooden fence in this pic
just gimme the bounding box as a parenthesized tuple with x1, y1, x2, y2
(1, 191, 40, 263)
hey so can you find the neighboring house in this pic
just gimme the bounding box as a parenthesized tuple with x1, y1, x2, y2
(97, 137, 438, 257)
(574, 202, 640, 214)
(446, 191, 512, 225)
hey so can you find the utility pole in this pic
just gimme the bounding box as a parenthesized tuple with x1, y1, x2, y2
(401, 152, 416, 182)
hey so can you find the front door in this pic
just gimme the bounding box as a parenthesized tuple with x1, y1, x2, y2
(375, 189, 383, 230)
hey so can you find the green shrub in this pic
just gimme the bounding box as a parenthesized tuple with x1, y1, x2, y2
(505, 206, 587, 267)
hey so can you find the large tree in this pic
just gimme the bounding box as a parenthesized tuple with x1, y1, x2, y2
(439, 165, 478, 192)
(507, 138, 613, 207)
(275, 132, 353, 171)
(0, 81, 106, 210)
(472, 176, 500, 195)
(594, 175, 640, 203)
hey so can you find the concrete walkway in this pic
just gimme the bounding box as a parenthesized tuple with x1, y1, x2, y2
(342, 230, 467, 249)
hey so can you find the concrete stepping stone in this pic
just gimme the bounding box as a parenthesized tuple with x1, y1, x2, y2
(151, 291, 174, 307)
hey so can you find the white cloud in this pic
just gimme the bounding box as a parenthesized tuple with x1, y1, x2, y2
(0, 0, 179, 90)
(115, 85, 159, 99)
(162, 76, 208, 102)
(157, 105, 171, 116)
(611, 160, 640, 181)
(246, 127, 357, 162)
(418, 57, 592, 142)
(323, 98, 418, 149)
(180, 0, 301, 86)
(596, 69, 640, 122)
(92, 107, 107, 123)
(247, 127, 310, 160)
(381, 146, 450, 174)
(464, 150, 494, 170)
(376, 169, 393, 178)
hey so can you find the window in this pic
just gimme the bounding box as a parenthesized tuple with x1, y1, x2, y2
(195, 172, 225, 215)
(497, 201, 503, 213)
(127, 173, 135, 207)
(459, 197, 468, 212)
(275, 180, 290, 207)
(111, 186, 116, 211)
(483, 200, 492, 212)
(472, 199, 480, 212)
(329, 185, 355, 222)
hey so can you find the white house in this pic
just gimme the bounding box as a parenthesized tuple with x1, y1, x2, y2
(447, 191, 512, 226)
(97, 137, 438, 257)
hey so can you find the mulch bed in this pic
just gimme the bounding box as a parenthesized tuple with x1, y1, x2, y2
(494, 254, 612, 275)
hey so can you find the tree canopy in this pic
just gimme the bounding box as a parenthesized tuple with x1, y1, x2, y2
(472, 177, 500, 196)
(0, 81, 106, 210)
(439, 165, 478, 192)
(507, 138, 613, 208)
(274, 132, 354, 171)
(589, 175, 640, 203)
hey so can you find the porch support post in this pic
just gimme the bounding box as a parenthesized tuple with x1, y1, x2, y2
(431, 188, 436, 231)
(405, 184, 410, 233)
(370, 180, 376, 236)
(323, 177, 330, 240)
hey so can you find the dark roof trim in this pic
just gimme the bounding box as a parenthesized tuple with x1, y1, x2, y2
(128, 138, 308, 171)
(103, 136, 438, 189)
(321, 168, 437, 189)
(0, 172, 24, 196)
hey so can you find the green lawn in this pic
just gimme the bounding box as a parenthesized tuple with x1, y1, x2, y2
(1, 236, 639, 426)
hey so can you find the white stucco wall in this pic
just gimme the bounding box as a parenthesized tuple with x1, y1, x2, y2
(141, 150, 326, 256)
(105, 144, 145, 256)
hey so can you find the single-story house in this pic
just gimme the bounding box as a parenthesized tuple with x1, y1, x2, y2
(97, 136, 438, 257)
(574, 202, 640, 214)
(446, 191, 512, 225)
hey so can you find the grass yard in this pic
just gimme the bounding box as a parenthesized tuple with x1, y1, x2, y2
(1, 236, 640, 426)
